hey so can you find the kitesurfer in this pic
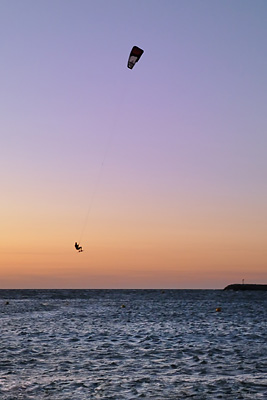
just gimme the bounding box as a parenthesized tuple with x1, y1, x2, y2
(74, 242, 83, 252)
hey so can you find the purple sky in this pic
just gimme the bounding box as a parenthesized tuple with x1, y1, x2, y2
(1, 1, 267, 288)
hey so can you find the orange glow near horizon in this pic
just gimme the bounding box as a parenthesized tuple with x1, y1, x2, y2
(1, 214, 266, 288)
(1, 186, 267, 288)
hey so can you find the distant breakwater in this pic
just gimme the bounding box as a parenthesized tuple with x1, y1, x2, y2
(224, 284, 267, 291)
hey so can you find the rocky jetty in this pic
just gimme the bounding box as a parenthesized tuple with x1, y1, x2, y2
(224, 284, 267, 291)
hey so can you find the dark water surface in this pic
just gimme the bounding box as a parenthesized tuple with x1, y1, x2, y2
(0, 289, 266, 399)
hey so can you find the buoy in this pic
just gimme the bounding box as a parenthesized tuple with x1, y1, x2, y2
(5, 301, 9, 305)
(216, 307, 222, 312)
(121, 304, 126, 308)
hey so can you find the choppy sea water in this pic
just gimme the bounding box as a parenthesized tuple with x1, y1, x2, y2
(0, 289, 266, 399)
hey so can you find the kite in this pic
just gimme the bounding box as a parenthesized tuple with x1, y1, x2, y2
(127, 46, 144, 69)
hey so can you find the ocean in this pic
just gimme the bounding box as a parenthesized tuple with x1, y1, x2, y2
(0, 289, 266, 399)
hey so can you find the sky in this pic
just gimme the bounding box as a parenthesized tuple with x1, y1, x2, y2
(1, 0, 266, 289)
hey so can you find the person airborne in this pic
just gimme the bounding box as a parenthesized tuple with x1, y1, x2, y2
(74, 242, 83, 252)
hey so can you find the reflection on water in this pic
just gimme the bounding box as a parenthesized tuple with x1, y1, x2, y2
(0, 289, 266, 399)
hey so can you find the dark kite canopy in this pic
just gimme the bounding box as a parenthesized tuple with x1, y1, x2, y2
(127, 46, 144, 69)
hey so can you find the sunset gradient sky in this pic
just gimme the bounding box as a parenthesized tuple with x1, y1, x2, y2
(1, 0, 266, 288)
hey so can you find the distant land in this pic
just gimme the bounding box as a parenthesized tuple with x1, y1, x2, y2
(224, 284, 267, 291)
